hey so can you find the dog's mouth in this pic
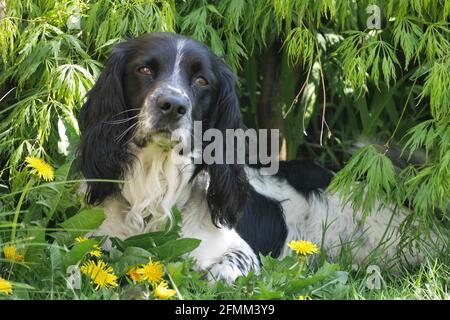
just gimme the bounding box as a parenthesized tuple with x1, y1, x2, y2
(133, 121, 190, 150)
(152, 129, 172, 138)
(146, 129, 181, 150)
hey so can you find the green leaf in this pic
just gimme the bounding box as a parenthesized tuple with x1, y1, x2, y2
(63, 238, 97, 268)
(113, 247, 152, 276)
(41, 160, 73, 222)
(49, 241, 64, 272)
(122, 231, 178, 250)
(24, 226, 46, 263)
(49, 231, 76, 246)
(166, 261, 184, 283)
(152, 238, 201, 261)
(286, 262, 340, 293)
(60, 208, 105, 238)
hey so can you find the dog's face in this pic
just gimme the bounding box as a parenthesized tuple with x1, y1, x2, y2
(78, 33, 247, 228)
(120, 34, 219, 145)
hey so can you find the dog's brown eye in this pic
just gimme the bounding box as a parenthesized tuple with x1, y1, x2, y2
(138, 66, 153, 75)
(195, 76, 208, 86)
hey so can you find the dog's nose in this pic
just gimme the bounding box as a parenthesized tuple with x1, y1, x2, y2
(156, 95, 189, 120)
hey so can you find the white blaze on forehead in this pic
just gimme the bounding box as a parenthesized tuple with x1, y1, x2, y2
(165, 84, 190, 101)
(167, 39, 190, 103)
(172, 39, 186, 85)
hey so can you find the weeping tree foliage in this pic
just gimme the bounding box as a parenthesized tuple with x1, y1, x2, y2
(0, 0, 449, 239)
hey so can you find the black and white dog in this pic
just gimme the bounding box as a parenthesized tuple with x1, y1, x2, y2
(78, 33, 417, 282)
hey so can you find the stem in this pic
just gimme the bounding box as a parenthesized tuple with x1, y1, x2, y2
(315, 41, 330, 146)
(11, 179, 34, 243)
(167, 270, 184, 300)
(283, 63, 312, 120)
(384, 79, 417, 151)
(296, 256, 307, 277)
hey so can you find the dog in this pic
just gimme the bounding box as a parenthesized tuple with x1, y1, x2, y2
(78, 32, 419, 283)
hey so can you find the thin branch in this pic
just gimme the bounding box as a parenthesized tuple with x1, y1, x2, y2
(0, 87, 16, 104)
(283, 64, 312, 119)
(316, 41, 331, 146)
(384, 79, 417, 153)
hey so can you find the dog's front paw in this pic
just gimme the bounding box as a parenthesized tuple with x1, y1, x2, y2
(206, 249, 259, 283)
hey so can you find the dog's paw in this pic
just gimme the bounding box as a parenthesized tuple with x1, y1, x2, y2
(206, 249, 259, 283)
(207, 261, 245, 283)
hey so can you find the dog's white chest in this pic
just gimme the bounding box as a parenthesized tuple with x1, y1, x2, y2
(121, 144, 194, 232)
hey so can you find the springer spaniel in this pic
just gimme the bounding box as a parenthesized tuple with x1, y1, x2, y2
(78, 33, 418, 283)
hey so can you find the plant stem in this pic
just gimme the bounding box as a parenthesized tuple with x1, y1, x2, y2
(296, 256, 307, 277)
(11, 179, 33, 243)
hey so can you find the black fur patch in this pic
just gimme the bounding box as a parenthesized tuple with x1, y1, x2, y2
(236, 187, 287, 258)
(223, 249, 259, 275)
(275, 160, 334, 197)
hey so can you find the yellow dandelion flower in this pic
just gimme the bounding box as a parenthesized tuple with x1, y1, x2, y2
(298, 295, 311, 300)
(89, 244, 102, 258)
(0, 277, 12, 295)
(127, 267, 143, 283)
(3, 244, 16, 260)
(75, 236, 88, 243)
(288, 240, 319, 256)
(80, 260, 118, 290)
(153, 281, 176, 300)
(3, 244, 24, 262)
(25, 156, 54, 181)
(136, 259, 164, 285)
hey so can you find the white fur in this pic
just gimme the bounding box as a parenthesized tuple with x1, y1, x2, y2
(122, 144, 193, 232)
(94, 143, 258, 282)
(181, 174, 259, 281)
(93, 152, 421, 283)
(246, 166, 420, 265)
(168, 39, 190, 101)
(92, 37, 259, 282)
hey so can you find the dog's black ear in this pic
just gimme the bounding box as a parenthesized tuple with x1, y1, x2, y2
(205, 60, 248, 228)
(78, 44, 132, 205)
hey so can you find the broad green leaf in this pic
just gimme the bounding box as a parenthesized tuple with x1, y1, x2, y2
(60, 208, 105, 238)
(113, 247, 152, 276)
(41, 160, 73, 222)
(24, 226, 46, 263)
(152, 238, 201, 261)
(122, 231, 178, 250)
(286, 262, 341, 293)
(63, 238, 97, 268)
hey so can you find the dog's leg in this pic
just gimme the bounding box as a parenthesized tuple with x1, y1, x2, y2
(183, 220, 260, 283)
(207, 244, 259, 283)
(181, 195, 259, 283)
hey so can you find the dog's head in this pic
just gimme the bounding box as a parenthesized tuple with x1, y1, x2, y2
(78, 32, 247, 227)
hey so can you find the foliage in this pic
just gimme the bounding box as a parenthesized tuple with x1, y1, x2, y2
(0, 205, 350, 300)
(0, 0, 449, 300)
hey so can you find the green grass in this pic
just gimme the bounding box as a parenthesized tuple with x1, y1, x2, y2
(1, 244, 448, 300)
(1, 199, 448, 300)
(347, 259, 450, 300)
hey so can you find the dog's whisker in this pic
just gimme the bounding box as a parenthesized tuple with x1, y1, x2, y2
(105, 114, 139, 125)
(110, 108, 141, 118)
(123, 130, 139, 146)
(115, 122, 139, 142)
(116, 122, 139, 142)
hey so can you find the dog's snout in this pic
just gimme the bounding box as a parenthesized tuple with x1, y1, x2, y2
(156, 94, 189, 120)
